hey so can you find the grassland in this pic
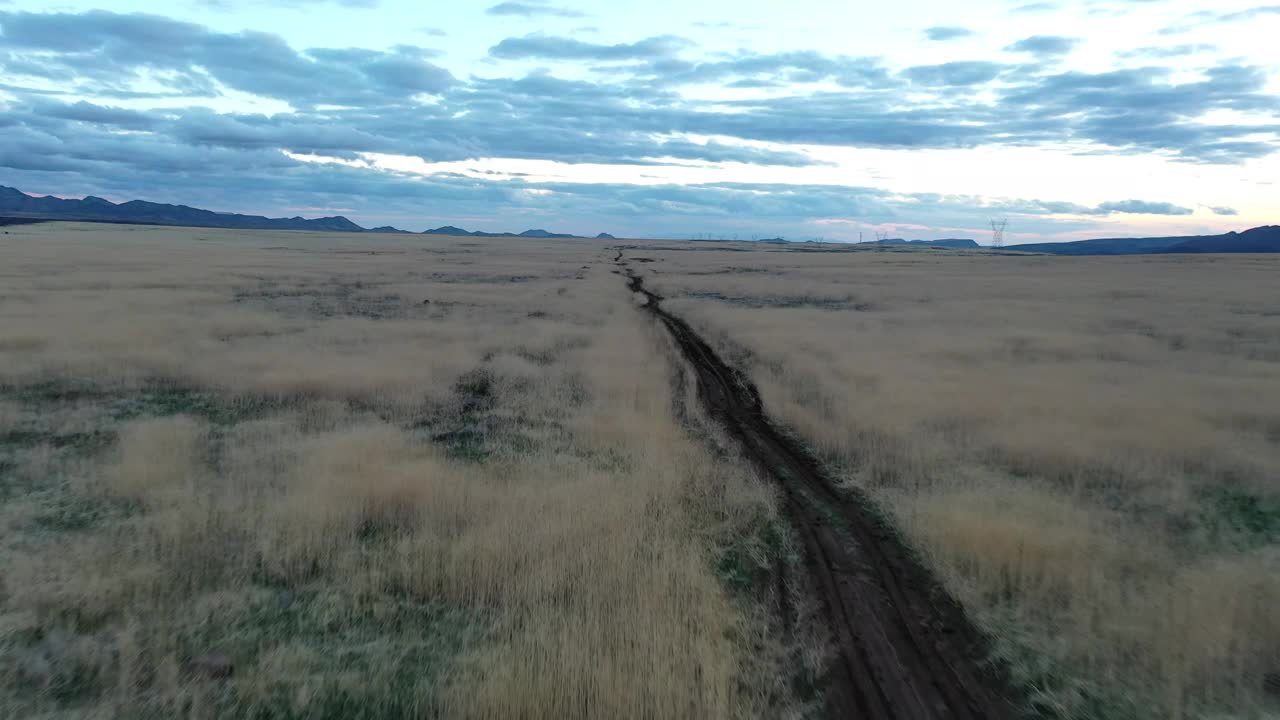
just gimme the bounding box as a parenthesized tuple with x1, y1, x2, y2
(4, 223, 1277, 720)
(639, 245, 1280, 719)
(0, 223, 795, 719)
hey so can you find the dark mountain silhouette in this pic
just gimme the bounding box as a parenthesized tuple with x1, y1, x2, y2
(0, 185, 610, 239)
(420, 225, 580, 238)
(519, 229, 577, 238)
(868, 238, 980, 248)
(0, 185, 364, 232)
(1006, 226, 1280, 255)
(596, 233, 617, 240)
(1165, 226, 1280, 253)
(421, 225, 472, 236)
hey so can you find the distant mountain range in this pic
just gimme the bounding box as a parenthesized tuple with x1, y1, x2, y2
(869, 231, 1280, 254)
(0, 185, 368, 232)
(1004, 226, 1280, 255)
(0, 185, 609, 239)
(3, 185, 1275, 254)
(419, 225, 615, 240)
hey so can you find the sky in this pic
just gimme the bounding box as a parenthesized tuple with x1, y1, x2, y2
(0, 0, 1278, 242)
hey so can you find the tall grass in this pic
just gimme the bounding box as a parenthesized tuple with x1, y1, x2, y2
(0, 224, 786, 718)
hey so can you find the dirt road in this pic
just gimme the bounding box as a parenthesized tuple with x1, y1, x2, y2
(624, 266, 1015, 719)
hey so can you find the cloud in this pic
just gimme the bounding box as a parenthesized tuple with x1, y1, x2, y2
(1, 6, 1278, 235)
(485, 1, 585, 18)
(6, 20, 1277, 166)
(1160, 5, 1280, 34)
(0, 132, 1234, 241)
(924, 26, 975, 41)
(29, 99, 158, 130)
(1208, 205, 1239, 216)
(998, 64, 1280, 161)
(1007, 35, 1079, 57)
(416, 27, 448, 36)
(489, 33, 690, 61)
(3, 81, 828, 170)
(949, 196, 1199, 217)
(904, 61, 1007, 86)
(1012, 2, 1059, 12)
(0, 10, 455, 106)
(199, 0, 379, 7)
(1117, 44, 1217, 60)
(0, 138, 1169, 237)
(623, 51, 893, 89)
(1216, 4, 1280, 22)
(1094, 200, 1194, 215)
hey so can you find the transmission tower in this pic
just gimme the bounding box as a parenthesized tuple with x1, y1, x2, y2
(990, 218, 1008, 249)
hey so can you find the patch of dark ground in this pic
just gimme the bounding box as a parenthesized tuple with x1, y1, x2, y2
(418, 273, 542, 284)
(1190, 486, 1280, 551)
(3, 381, 286, 428)
(626, 268, 1017, 720)
(512, 337, 592, 366)
(409, 365, 593, 465)
(234, 281, 413, 320)
(679, 290, 881, 312)
(682, 266, 774, 276)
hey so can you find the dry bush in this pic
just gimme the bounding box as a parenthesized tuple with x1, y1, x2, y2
(642, 247, 1280, 718)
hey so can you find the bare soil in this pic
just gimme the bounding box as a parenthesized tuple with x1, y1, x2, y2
(624, 262, 1016, 719)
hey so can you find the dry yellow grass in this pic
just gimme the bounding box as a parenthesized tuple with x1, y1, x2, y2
(0, 224, 789, 719)
(8, 223, 1275, 719)
(637, 245, 1280, 719)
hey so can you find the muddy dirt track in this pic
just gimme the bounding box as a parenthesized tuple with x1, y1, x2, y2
(622, 264, 1015, 720)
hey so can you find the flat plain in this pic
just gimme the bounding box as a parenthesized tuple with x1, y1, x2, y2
(1, 223, 1277, 719)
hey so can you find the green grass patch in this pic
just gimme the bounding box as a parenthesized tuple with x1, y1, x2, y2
(715, 512, 789, 598)
(27, 492, 136, 533)
(1195, 486, 1280, 551)
(4, 588, 488, 720)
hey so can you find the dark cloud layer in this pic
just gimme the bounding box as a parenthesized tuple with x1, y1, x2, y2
(2, 10, 1274, 167)
(0, 10, 454, 107)
(489, 34, 691, 61)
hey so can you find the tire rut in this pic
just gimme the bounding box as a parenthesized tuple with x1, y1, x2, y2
(623, 265, 1015, 720)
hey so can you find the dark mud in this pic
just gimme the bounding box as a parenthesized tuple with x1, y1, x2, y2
(624, 266, 1015, 720)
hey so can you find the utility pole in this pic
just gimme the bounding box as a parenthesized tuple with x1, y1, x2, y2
(990, 218, 1008, 249)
